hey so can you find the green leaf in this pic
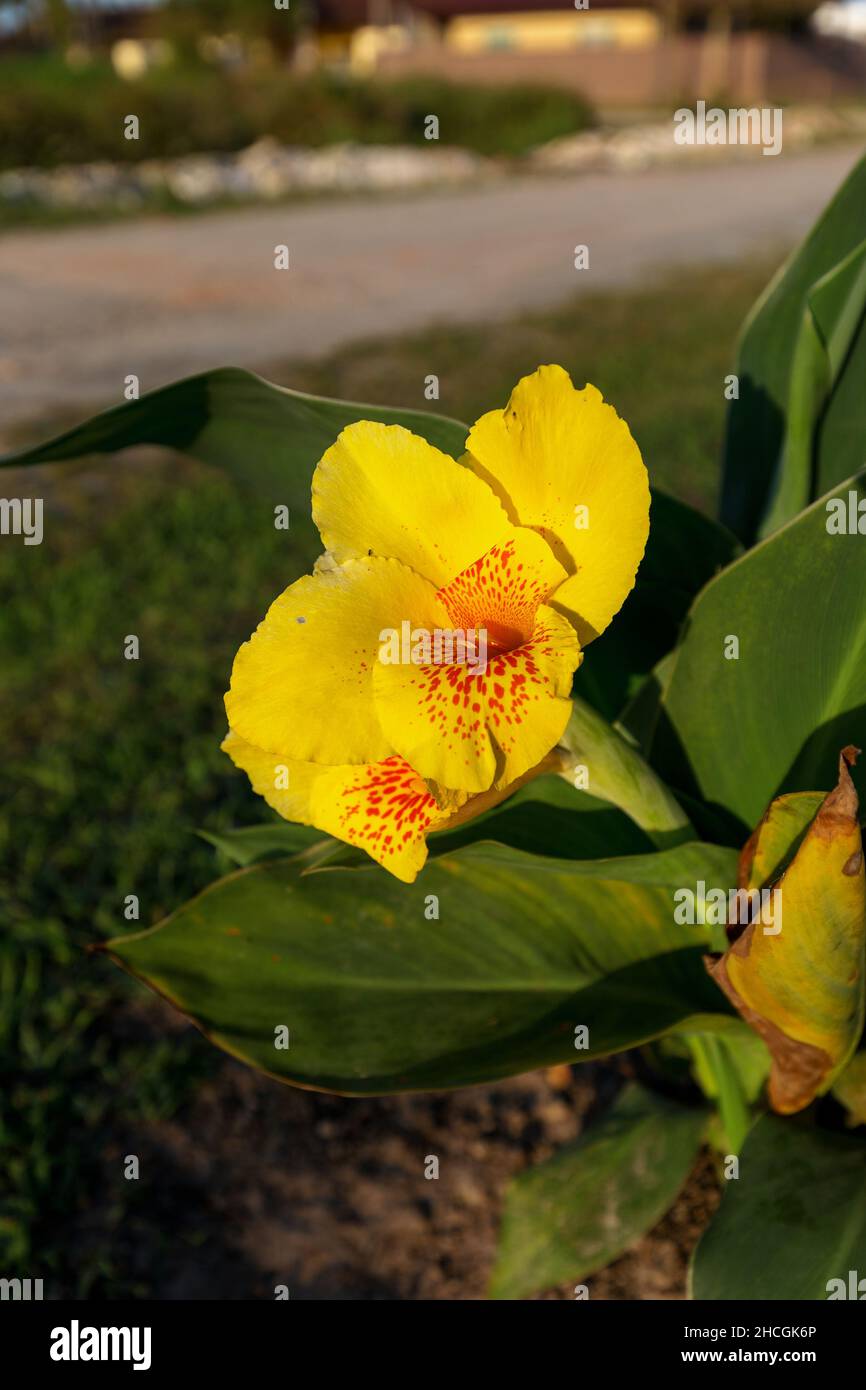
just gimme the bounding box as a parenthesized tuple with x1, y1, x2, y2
(573, 490, 738, 720)
(759, 239, 866, 539)
(198, 823, 333, 868)
(815, 291, 866, 502)
(648, 471, 866, 831)
(102, 841, 739, 1094)
(490, 1082, 707, 1299)
(428, 776, 655, 860)
(617, 659, 751, 849)
(201, 778, 656, 872)
(0, 367, 469, 512)
(691, 1115, 866, 1300)
(721, 149, 866, 544)
(617, 649, 676, 753)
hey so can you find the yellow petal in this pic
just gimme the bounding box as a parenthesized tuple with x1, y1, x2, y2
(225, 556, 443, 766)
(221, 730, 460, 884)
(465, 365, 650, 645)
(221, 728, 323, 825)
(374, 601, 580, 793)
(312, 420, 512, 587)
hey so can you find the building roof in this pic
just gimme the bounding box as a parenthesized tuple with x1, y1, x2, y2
(317, 0, 648, 19)
(317, 0, 820, 23)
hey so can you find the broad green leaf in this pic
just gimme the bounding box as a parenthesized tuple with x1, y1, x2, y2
(691, 1115, 866, 1300)
(203, 777, 655, 870)
(651, 471, 866, 831)
(103, 841, 739, 1094)
(617, 649, 677, 756)
(618, 658, 753, 856)
(490, 1083, 707, 1299)
(721, 149, 866, 543)
(198, 822, 327, 867)
(816, 295, 866, 500)
(706, 751, 865, 1114)
(0, 368, 469, 512)
(428, 775, 655, 860)
(572, 491, 738, 720)
(759, 239, 866, 538)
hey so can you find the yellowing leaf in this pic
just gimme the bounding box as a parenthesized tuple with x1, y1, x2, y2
(707, 747, 865, 1115)
(832, 1051, 866, 1127)
(738, 790, 824, 890)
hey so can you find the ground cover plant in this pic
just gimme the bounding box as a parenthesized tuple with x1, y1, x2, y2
(0, 54, 593, 171)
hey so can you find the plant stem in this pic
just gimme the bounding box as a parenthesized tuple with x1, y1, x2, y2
(689, 1034, 751, 1154)
(556, 696, 694, 850)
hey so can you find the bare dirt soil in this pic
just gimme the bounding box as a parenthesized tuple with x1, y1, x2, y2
(83, 997, 721, 1301)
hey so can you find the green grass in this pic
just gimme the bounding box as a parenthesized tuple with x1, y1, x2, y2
(0, 258, 772, 1294)
(0, 465, 308, 1292)
(274, 258, 773, 516)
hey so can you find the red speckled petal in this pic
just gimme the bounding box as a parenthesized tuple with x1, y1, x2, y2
(374, 603, 580, 794)
(222, 732, 463, 883)
(311, 756, 463, 882)
(438, 528, 567, 651)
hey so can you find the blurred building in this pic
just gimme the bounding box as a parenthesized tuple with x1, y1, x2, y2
(313, 0, 866, 100)
(3, 0, 865, 100)
(315, 0, 665, 62)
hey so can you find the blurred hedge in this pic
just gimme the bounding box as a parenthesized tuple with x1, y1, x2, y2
(0, 56, 594, 168)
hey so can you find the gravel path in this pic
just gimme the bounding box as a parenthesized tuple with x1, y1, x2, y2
(1, 144, 861, 428)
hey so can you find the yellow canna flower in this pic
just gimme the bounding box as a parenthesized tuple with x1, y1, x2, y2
(223, 365, 650, 882)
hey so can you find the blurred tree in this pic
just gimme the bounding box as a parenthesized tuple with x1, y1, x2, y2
(154, 0, 307, 60)
(43, 0, 72, 44)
